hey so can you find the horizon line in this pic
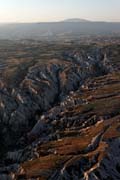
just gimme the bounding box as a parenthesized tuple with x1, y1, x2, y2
(0, 18, 120, 24)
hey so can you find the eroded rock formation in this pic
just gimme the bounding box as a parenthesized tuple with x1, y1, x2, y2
(0, 45, 120, 180)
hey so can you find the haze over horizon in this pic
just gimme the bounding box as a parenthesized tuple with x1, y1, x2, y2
(0, 0, 120, 23)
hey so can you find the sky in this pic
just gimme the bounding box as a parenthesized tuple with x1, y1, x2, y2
(0, 0, 120, 23)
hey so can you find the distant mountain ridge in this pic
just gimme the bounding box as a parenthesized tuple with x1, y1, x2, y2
(62, 18, 91, 22)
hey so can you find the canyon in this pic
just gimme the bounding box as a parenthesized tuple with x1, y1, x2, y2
(0, 40, 120, 179)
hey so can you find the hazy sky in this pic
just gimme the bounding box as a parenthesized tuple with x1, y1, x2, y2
(0, 0, 120, 22)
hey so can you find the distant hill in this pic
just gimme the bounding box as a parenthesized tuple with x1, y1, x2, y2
(62, 18, 91, 22)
